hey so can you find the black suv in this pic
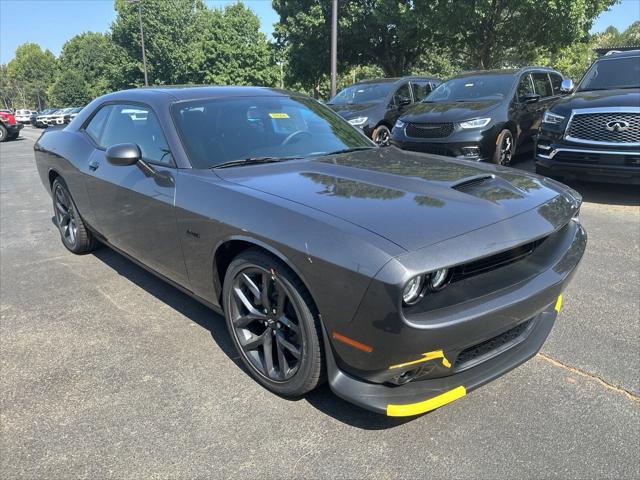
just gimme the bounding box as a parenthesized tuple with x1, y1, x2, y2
(535, 50, 640, 184)
(390, 67, 567, 165)
(327, 76, 440, 145)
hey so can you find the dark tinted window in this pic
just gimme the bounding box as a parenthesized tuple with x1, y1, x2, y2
(101, 104, 173, 166)
(84, 105, 113, 145)
(411, 81, 432, 101)
(531, 73, 553, 97)
(428, 74, 515, 102)
(392, 84, 412, 106)
(578, 56, 640, 91)
(517, 74, 535, 101)
(549, 73, 563, 94)
(172, 96, 374, 168)
(330, 82, 394, 104)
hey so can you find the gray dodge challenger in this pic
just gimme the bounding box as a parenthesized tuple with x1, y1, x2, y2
(34, 86, 586, 416)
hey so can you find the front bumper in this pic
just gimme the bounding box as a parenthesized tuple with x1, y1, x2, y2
(390, 123, 501, 161)
(6, 123, 23, 135)
(536, 143, 640, 185)
(327, 300, 559, 416)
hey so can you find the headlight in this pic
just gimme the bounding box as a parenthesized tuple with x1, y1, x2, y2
(459, 117, 491, 129)
(542, 111, 565, 125)
(402, 276, 426, 305)
(402, 268, 451, 305)
(394, 119, 406, 129)
(348, 116, 368, 126)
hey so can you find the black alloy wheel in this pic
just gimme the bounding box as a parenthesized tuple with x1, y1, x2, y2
(51, 178, 96, 254)
(494, 129, 514, 166)
(223, 250, 324, 396)
(372, 125, 391, 146)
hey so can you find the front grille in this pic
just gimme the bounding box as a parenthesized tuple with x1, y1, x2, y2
(451, 238, 546, 281)
(567, 112, 640, 144)
(406, 122, 454, 138)
(453, 319, 533, 370)
(554, 151, 640, 167)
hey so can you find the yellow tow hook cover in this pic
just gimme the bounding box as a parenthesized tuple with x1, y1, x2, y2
(555, 294, 563, 312)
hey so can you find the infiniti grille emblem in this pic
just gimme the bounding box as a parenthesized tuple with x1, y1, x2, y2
(605, 120, 630, 132)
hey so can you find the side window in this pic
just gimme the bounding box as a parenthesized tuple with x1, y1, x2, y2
(411, 82, 432, 102)
(101, 104, 174, 166)
(531, 73, 553, 98)
(517, 74, 535, 101)
(84, 105, 113, 146)
(549, 73, 563, 95)
(392, 83, 412, 106)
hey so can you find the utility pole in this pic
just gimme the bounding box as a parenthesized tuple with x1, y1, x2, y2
(330, 0, 338, 98)
(129, 0, 149, 86)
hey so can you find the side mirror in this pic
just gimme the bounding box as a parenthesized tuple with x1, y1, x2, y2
(106, 143, 141, 166)
(560, 79, 574, 94)
(522, 93, 541, 104)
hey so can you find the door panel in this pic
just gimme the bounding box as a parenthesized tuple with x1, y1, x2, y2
(81, 103, 189, 286)
(513, 73, 537, 145)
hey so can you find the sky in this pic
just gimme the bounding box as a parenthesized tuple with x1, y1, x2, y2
(1, 0, 638, 64)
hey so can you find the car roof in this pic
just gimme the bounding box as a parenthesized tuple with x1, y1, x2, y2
(353, 76, 439, 86)
(113, 86, 303, 102)
(597, 49, 640, 59)
(453, 67, 558, 79)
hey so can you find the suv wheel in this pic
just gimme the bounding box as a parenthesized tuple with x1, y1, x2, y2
(0, 125, 7, 142)
(493, 129, 514, 165)
(372, 125, 391, 146)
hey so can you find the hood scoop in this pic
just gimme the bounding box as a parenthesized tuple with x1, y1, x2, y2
(451, 174, 495, 192)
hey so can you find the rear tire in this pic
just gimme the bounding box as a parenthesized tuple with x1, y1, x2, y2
(0, 125, 7, 142)
(52, 178, 97, 254)
(222, 249, 324, 397)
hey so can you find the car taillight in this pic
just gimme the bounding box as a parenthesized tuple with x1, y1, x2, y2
(0, 113, 16, 124)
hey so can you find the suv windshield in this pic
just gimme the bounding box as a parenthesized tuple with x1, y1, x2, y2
(172, 95, 374, 168)
(578, 55, 640, 91)
(426, 75, 515, 102)
(329, 82, 394, 105)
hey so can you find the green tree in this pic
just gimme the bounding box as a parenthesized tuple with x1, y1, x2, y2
(49, 70, 92, 106)
(195, 3, 279, 86)
(6, 43, 57, 109)
(58, 32, 136, 96)
(112, 0, 210, 85)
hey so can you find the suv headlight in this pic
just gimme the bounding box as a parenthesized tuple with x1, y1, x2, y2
(459, 117, 491, 129)
(543, 111, 565, 125)
(394, 119, 406, 129)
(348, 116, 368, 127)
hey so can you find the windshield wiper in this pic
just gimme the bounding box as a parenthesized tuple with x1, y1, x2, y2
(320, 146, 377, 156)
(213, 156, 302, 169)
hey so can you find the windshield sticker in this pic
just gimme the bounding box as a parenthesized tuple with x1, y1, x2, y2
(269, 112, 290, 119)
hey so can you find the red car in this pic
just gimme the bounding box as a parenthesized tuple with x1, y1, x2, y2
(0, 110, 23, 142)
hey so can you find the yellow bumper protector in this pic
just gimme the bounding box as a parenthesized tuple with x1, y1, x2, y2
(555, 294, 563, 312)
(386, 386, 467, 417)
(389, 349, 451, 370)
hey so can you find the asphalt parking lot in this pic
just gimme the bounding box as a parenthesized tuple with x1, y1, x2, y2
(1, 126, 639, 479)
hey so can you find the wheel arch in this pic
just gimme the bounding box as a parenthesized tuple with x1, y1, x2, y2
(48, 169, 61, 190)
(212, 236, 319, 315)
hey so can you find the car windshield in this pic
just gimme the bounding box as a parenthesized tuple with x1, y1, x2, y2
(578, 56, 640, 91)
(329, 82, 394, 105)
(426, 75, 515, 102)
(172, 95, 375, 168)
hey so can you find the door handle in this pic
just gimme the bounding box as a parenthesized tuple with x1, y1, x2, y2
(88, 160, 100, 171)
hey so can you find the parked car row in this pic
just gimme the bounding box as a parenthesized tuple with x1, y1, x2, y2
(329, 50, 639, 184)
(35, 107, 83, 127)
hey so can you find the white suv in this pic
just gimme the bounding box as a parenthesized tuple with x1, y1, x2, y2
(15, 109, 36, 124)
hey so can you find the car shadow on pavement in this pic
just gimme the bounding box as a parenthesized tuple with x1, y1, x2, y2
(92, 247, 414, 429)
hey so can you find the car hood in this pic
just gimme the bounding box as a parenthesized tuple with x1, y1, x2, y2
(549, 89, 640, 116)
(327, 103, 379, 119)
(215, 147, 575, 252)
(400, 99, 501, 123)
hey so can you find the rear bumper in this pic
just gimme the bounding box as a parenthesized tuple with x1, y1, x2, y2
(327, 301, 559, 416)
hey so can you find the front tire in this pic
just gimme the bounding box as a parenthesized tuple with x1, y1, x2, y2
(372, 125, 391, 146)
(52, 178, 97, 254)
(493, 129, 515, 165)
(222, 249, 324, 397)
(0, 125, 7, 142)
